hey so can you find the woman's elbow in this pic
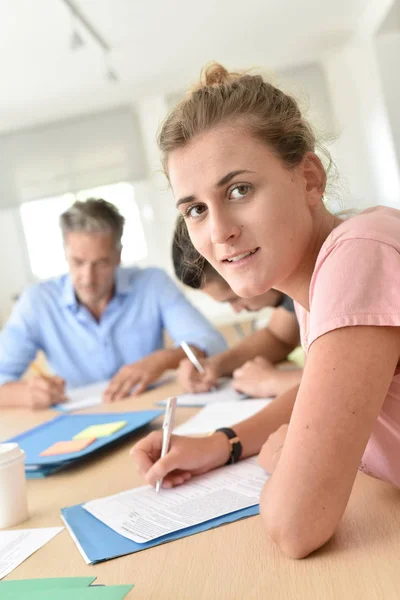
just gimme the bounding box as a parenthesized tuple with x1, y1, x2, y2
(260, 499, 336, 559)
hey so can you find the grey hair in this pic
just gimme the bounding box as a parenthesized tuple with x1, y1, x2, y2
(60, 198, 125, 249)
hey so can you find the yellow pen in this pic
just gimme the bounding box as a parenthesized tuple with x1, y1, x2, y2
(30, 361, 48, 378)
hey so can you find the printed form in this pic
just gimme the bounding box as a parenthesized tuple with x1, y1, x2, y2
(0, 527, 63, 579)
(83, 458, 268, 543)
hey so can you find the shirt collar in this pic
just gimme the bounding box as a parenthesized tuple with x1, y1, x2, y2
(114, 267, 131, 298)
(61, 275, 78, 310)
(61, 268, 131, 311)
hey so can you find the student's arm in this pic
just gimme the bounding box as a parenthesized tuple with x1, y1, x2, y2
(0, 288, 65, 409)
(132, 384, 299, 486)
(260, 324, 400, 559)
(232, 355, 303, 397)
(266, 307, 300, 355)
(213, 307, 299, 375)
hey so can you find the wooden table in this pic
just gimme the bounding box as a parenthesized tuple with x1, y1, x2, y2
(2, 379, 400, 599)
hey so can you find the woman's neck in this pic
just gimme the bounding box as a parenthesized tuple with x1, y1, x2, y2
(278, 209, 342, 311)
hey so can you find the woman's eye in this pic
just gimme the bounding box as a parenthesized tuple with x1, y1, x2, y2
(185, 204, 206, 219)
(229, 184, 252, 200)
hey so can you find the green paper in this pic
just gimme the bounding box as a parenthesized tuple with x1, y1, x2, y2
(5, 584, 134, 600)
(0, 577, 96, 595)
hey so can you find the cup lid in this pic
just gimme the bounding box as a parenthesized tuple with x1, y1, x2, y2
(0, 443, 24, 465)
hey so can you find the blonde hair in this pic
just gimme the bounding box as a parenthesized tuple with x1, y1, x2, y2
(159, 62, 327, 174)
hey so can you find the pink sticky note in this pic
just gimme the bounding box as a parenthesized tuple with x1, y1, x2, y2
(40, 437, 96, 456)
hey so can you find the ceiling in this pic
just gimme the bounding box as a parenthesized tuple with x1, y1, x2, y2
(0, 0, 372, 133)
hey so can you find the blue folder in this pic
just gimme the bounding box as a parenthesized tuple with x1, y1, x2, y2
(7, 410, 162, 474)
(61, 502, 260, 563)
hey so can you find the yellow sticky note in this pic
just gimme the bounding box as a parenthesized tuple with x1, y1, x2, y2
(73, 421, 127, 440)
(40, 438, 96, 456)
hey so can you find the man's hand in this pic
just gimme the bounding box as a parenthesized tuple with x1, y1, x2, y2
(23, 375, 66, 410)
(104, 352, 170, 402)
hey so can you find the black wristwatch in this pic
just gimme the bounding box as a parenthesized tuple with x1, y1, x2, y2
(215, 427, 243, 465)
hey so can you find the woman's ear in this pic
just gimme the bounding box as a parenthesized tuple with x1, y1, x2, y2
(302, 152, 326, 207)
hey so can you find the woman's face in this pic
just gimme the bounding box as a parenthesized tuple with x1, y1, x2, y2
(168, 124, 322, 298)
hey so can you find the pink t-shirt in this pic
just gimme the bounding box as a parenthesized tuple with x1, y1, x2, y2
(295, 206, 400, 487)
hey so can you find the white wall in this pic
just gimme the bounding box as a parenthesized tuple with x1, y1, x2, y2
(0, 208, 32, 324)
(321, 36, 400, 210)
(376, 32, 400, 171)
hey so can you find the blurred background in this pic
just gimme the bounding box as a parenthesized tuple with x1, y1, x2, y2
(0, 0, 399, 328)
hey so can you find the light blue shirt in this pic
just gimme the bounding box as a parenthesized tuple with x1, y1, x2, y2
(0, 267, 226, 388)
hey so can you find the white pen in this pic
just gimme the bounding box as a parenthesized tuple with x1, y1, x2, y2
(180, 341, 206, 374)
(156, 396, 177, 493)
(180, 341, 218, 391)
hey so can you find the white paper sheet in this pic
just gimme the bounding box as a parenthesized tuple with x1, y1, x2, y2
(84, 457, 268, 543)
(0, 527, 63, 579)
(58, 370, 177, 412)
(173, 399, 272, 436)
(158, 378, 245, 407)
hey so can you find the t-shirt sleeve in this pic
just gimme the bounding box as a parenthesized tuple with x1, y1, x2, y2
(308, 238, 400, 349)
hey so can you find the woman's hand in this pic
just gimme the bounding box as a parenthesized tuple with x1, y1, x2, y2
(258, 424, 288, 474)
(177, 358, 220, 393)
(233, 356, 302, 398)
(131, 431, 231, 489)
(233, 356, 279, 397)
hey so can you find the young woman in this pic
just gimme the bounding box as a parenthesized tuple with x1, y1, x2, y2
(131, 63, 400, 558)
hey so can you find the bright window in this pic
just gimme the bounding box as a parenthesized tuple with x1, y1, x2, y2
(20, 182, 147, 280)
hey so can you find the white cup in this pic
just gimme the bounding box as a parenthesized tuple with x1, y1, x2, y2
(0, 443, 29, 529)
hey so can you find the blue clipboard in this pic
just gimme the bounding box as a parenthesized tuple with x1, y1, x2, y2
(7, 410, 162, 467)
(61, 502, 260, 564)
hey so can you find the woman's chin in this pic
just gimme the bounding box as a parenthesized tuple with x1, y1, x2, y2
(229, 281, 268, 299)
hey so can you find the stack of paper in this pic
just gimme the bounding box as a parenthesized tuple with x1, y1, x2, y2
(0, 576, 133, 599)
(61, 458, 268, 563)
(6, 411, 162, 478)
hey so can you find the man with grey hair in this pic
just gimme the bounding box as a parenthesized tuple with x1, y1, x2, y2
(0, 198, 226, 409)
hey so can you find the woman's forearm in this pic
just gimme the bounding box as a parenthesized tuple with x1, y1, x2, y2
(233, 384, 299, 458)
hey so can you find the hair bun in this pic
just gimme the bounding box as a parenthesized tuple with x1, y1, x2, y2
(201, 62, 230, 86)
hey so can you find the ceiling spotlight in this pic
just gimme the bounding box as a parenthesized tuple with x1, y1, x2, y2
(105, 53, 119, 83)
(70, 28, 85, 50)
(61, 0, 117, 81)
(106, 66, 119, 83)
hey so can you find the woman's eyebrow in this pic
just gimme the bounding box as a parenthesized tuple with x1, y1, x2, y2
(216, 169, 256, 187)
(176, 195, 195, 208)
(176, 169, 255, 207)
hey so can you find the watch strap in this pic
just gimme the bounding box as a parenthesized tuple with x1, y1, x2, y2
(215, 427, 242, 465)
